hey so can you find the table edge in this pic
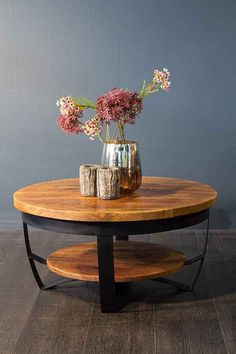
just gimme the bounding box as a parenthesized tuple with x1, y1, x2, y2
(13, 176, 218, 222)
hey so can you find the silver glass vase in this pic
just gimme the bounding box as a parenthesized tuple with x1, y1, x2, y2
(101, 141, 142, 194)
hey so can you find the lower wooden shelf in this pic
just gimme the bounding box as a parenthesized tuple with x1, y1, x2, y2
(47, 241, 186, 282)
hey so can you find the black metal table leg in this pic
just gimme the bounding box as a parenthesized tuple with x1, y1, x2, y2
(152, 215, 210, 291)
(23, 222, 45, 289)
(187, 215, 210, 290)
(23, 222, 76, 290)
(97, 236, 128, 313)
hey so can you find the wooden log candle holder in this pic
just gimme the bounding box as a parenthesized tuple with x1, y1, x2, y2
(79, 164, 100, 196)
(97, 166, 120, 200)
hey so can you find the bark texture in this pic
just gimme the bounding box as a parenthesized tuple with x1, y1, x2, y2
(79, 164, 100, 196)
(97, 167, 120, 199)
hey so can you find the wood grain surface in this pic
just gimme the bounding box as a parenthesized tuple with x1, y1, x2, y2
(47, 241, 187, 282)
(14, 176, 217, 222)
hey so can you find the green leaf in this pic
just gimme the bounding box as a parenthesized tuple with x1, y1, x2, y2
(76, 97, 96, 109)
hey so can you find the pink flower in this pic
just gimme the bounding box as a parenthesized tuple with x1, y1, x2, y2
(57, 112, 83, 134)
(56, 96, 82, 116)
(83, 115, 102, 140)
(57, 96, 84, 134)
(96, 88, 143, 125)
(153, 68, 171, 91)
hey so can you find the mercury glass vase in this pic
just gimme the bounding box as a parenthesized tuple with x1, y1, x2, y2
(101, 141, 142, 194)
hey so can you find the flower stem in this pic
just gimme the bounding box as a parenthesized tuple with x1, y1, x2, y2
(106, 123, 110, 142)
(97, 132, 104, 143)
(121, 124, 125, 142)
(117, 121, 125, 142)
(112, 124, 119, 141)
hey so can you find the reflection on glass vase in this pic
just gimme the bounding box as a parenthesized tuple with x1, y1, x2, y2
(101, 141, 142, 194)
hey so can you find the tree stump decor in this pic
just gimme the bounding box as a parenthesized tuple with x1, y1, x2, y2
(79, 164, 100, 196)
(97, 167, 120, 199)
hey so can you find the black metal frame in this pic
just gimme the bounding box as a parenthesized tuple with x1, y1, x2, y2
(23, 222, 77, 290)
(22, 209, 210, 313)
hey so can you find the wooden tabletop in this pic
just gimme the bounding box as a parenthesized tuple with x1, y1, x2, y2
(13, 177, 217, 222)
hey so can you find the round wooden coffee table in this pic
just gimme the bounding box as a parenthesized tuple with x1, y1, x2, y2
(14, 176, 217, 313)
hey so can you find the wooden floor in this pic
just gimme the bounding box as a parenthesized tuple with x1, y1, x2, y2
(0, 228, 235, 354)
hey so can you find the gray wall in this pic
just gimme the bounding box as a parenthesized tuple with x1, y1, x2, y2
(0, 0, 235, 228)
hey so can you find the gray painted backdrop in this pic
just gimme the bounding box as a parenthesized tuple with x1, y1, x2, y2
(0, 0, 235, 227)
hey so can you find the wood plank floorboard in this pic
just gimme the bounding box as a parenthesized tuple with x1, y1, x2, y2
(0, 230, 21, 263)
(195, 229, 236, 354)
(82, 231, 227, 354)
(0, 229, 235, 353)
(13, 280, 96, 354)
(0, 228, 87, 353)
(0, 230, 50, 353)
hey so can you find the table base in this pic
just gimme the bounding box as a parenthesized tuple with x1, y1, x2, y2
(22, 210, 210, 313)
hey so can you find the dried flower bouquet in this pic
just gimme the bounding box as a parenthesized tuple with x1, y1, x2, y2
(56, 68, 171, 143)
